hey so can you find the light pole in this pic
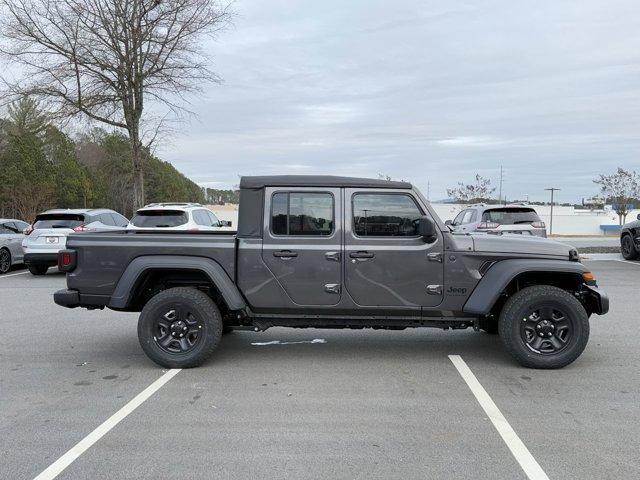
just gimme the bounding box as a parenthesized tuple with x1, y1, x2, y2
(545, 188, 561, 235)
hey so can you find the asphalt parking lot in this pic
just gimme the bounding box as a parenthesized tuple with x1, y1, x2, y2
(1, 259, 639, 480)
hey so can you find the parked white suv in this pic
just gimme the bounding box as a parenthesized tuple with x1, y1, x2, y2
(22, 209, 129, 275)
(127, 203, 233, 231)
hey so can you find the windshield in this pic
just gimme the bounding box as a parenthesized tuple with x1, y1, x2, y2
(481, 208, 541, 225)
(33, 214, 85, 229)
(131, 210, 188, 228)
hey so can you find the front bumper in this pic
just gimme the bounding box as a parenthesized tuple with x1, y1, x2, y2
(24, 253, 59, 266)
(585, 285, 609, 315)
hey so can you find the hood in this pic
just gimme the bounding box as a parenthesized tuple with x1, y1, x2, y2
(470, 233, 576, 258)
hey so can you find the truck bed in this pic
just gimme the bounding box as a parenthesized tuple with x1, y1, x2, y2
(65, 230, 237, 298)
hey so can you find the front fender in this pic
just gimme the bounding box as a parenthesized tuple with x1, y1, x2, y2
(462, 259, 589, 315)
(108, 255, 246, 310)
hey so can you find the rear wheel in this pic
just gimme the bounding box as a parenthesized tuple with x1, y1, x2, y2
(137, 287, 222, 368)
(499, 285, 589, 369)
(27, 264, 49, 275)
(0, 249, 11, 274)
(621, 234, 638, 260)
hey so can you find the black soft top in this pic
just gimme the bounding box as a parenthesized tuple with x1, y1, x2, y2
(239, 175, 412, 190)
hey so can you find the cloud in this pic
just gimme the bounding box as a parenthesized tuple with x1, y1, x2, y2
(156, 0, 640, 203)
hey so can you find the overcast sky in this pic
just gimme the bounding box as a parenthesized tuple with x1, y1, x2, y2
(159, 0, 640, 203)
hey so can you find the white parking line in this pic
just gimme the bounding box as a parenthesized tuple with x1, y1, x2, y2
(616, 259, 640, 267)
(32, 369, 181, 480)
(0, 270, 30, 279)
(448, 355, 550, 480)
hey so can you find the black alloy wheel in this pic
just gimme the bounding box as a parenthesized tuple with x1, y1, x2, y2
(154, 304, 203, 354)
(138, 287, 223, 368)
(0, 249, 11, 274)
(499, 285, 590, 369)
(520, 305, 572, 355)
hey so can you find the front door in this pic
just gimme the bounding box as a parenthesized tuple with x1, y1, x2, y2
(344, 189, 444, 309)
(262, 187, 342, 306)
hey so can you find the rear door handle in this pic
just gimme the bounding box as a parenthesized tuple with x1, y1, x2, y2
(349, 251, 374, 259)
(273, 250, 298, 258)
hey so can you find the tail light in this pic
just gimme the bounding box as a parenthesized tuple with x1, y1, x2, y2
(24, 225, 33, 235)
(476, 222, 500, 230)
(57, 250, 77, 272)
(73, 224, 92, 232)
(532, 221, 546, 228)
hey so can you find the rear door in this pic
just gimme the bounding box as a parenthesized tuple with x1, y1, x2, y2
(3, 222, 25, 261)
(344, 189, 444, 309)
(261, 187, 342, 306)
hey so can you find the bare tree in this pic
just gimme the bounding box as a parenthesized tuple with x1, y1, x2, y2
(0, 0, 231, 209)
(594, 167, 640, 225)
(447, 174, 496, 203)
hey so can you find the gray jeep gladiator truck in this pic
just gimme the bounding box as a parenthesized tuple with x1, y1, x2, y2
(54, 175, 608, 369)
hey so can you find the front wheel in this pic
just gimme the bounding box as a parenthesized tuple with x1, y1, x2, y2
(499, 285, 589, 369)
(621, 234, 638, 260)
(137, 287, 223, 368)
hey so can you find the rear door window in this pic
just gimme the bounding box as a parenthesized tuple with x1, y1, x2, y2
(33, 214, 85, 229)
(110, 213, 129, 227)
(13, 221, 29, 231)
(271, 192, 334, 236)
(130, 210, 188, 228)
(481, 208, 541, 225)
(96, 213, 114, 226)
(193, 210, 212, 226)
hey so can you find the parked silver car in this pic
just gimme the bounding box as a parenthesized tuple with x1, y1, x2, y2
(22, 209, 129, 275)
(446, 204, 547, 237)
(0, 218, 30, 274)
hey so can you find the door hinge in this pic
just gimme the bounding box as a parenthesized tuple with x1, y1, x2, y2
(427, 252, 443, 263)
(426, 284, 443, 295)
(324, 283, 341, 294)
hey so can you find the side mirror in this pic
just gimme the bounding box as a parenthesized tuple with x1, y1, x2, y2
(444, 219, 453, 226)
(418, 216, 437, 241)
(220, 220, 232, 227)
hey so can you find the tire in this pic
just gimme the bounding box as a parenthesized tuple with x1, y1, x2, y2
(137, 287, 222, 368)
(621, 234, 638, 260)
(498, 285, 589, 369)
(28, 264, 49, 276)
(0, 248, 11, 274)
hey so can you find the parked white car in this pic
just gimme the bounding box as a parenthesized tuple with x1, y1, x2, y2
(127, 203, 233, 231)
(22, 208, 129, 275)
(0, 218, 30, 274)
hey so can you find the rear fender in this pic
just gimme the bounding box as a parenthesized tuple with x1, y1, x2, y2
(108, 255, 246, 310)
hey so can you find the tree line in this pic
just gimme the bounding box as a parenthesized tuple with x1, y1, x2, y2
(0, 98, 205, 221)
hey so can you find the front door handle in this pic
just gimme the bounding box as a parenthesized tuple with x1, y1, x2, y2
(349, 251, 374, 259)
(273, 250, 298, 258)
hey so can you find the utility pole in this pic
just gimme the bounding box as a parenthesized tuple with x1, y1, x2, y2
(426, 181, 430, 201)
(498, 165, 504, 204)
(545, 188, 561, 236)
